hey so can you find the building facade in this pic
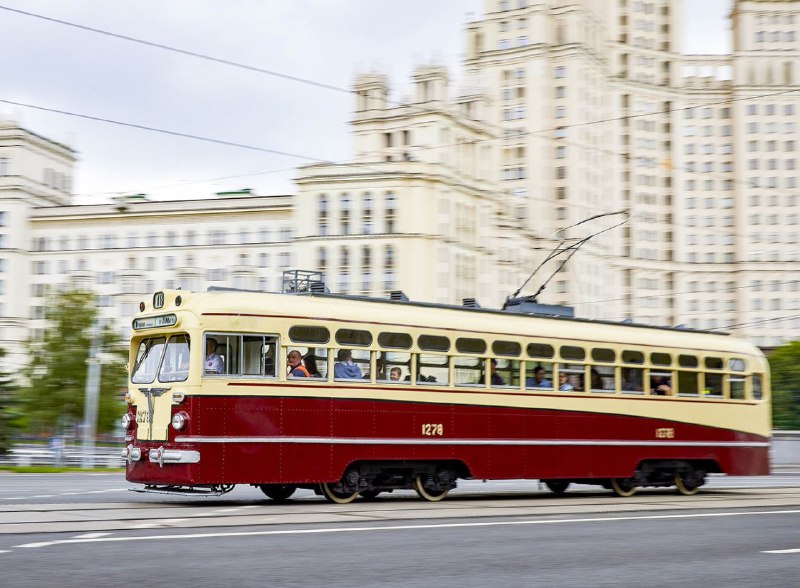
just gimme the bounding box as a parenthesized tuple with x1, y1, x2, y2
(0, 0, 798, 375)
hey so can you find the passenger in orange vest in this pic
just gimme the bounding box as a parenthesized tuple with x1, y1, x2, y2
(287, 349, 309, 377)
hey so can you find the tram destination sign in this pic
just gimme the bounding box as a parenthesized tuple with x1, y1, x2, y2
(132, 313, 178, 330)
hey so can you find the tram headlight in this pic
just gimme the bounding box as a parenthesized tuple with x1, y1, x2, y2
(171, 411, 189, 431)
(122, 413, 132, 429)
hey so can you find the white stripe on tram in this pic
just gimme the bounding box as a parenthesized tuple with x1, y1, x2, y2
(174, 435, 769, 448)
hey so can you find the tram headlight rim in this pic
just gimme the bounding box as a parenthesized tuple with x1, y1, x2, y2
(171, 411, 189, 431)
(122, 413, 132, 429)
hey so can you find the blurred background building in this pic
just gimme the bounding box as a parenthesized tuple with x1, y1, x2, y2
(0, 0, 798, 373)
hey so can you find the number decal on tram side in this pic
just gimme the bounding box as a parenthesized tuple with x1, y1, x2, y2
(655, 427, 675, 439)
(136, 412, 151, 425)
(421, 423, 444, 436)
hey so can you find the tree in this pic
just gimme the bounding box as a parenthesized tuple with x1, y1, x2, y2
(0, 349, 19, 455)
(768, 341, 800, 430)
(17, 288, 128, 436)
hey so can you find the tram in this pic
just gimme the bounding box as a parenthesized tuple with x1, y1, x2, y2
(122, 274, 770, 503)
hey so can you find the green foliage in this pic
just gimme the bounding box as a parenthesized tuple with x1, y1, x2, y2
(0, 349, 19, 455)
(768, 341, 800, 430)
(17, 289, 128, 435)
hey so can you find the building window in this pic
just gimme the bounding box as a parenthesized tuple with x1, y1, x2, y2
(362, 192, 373, 234)
(319, 194, 329, 236)
(361, 246, 371, 292)
(0, 158, 8, 176)
(385, 192, 396, 233)
(341, 193, 351, 235)
(554, 66, 566, 79)
(385, 245, 395, 291)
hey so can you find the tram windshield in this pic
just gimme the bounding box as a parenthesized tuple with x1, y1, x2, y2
(131, 335, 190, 384)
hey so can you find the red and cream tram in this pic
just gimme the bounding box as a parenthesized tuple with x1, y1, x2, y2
(122, 280, 770, 503)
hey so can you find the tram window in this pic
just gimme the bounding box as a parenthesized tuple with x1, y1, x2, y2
(131, 337, 166, 384)
(289, 325, 330, 344)
(525, 362, 554, 390)
(418, 353, 448, 384)
(729, 358, 745, 372)
(378, 332, 412, 349)
(621, 367, 644, 394)
(333, 348, 369, 380)
(730, 376, 745, 400)
(590, 366, 615, 393)
(211, 335, 238, 375)
(418, 335, 450, 352)
(336, 328, 373, 347)
(378, 351, 410, 382)
(705, 357, 723, 370)
(454, 355, 482, 386)
(679, 354, 698, 368)
(560, 363, 585, 391)
(651, 352, 671, 366)
(493, 340, 521, 357)
(242, 335, 278, 377)
(702, 373, 723, 397)
(591, 348, 615, 363)
(498, 359, 521, 387)
(622, 350, 644, 364)
(527, 343, 555, 359)
(158, 335, 191, 383)
(287, 346, 327, 379)
(677, 371, 699, 396)
(561, 346, 585, 361)
(456, 337, 486, 354)
(752, 375, 763, 400)
(650, 371, 673, 396)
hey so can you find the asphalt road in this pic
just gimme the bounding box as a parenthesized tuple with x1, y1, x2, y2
(2, 472, 800, 587)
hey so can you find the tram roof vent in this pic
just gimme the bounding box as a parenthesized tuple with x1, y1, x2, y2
(389, 290, 409, 302)
(501, 296, 574, 318)
(462, 297, 481, 308)
(282, 269, 326, 294)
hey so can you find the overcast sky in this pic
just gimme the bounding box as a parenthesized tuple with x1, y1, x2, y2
(1, 0, 731, 203)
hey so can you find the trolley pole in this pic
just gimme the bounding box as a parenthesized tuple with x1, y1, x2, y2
(81, 324, 101, 469)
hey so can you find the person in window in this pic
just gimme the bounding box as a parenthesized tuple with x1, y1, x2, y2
(303, 354, 321, 378)
(489, 359, 505, 386)
(590, 368, 604, 390)
(652, 376, 672, 396)
(390, 367, 402, 381)
(287, 349, 309, 377)
(526, 366, 551, 388)
(205, 338, 224, 374)
(558, 372, 574, 391)
(334, 349, 362, 379)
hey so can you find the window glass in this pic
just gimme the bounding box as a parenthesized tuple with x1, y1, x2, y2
(590, 366, 615, 393)
(377, 350, 410, 382)
(752, 375, 763, 400)
(560, 363, 585, 391)
(561, 345, 585, 360)
(621, 367, 644, 394)
(525, 362, 554, 390)
(418, 334, 450, 352)
(378, 332, 412, 349)
(487, 358, 519, 387)
(679, 354, 699, 368)
(729, 358, 745, 371)
(592, 348, 615, 363)
(730, 376, 745, 400)
(289, 325, 329, 344)
(335, 328, 372, 346)
(333, 348, 369, 380)
(677, 371, 699, 395)
(493, 340, 521, 357)
(456, 337, 487, 354)
(131, 337, 166, 384)
(242, 335, 278, 377)
(650, 371, 673, 395)
(454, 355, 482, 386)
(287, 346, 327, 379)
(703, 373, 723, 397)
(705, 356, 723, 370)
(651, 352, 671, 366)
(418, 353, 448, 384)
(622, 350, 645, 364)
(208, 334, 237, 375)
(527, 343, 555, 358)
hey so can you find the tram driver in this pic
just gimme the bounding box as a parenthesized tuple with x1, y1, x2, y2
(205, 337, 225, 374)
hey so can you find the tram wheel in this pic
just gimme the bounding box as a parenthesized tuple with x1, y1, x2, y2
(674, 472, 702, 496)
(360, 490, 382, 500)
(543, 480, 571, 495)
(413, 476, 449, 502)
(610, 478, 638, 497)
(258, 484, 297, 502)
(320, 482, 359, 504)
